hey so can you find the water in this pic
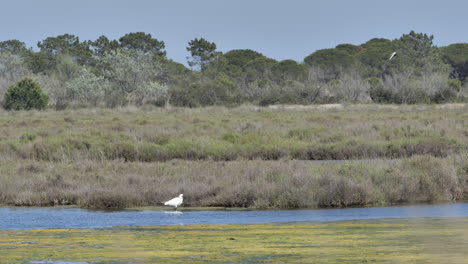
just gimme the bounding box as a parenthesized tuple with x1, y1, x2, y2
(1, 203, 467, 230)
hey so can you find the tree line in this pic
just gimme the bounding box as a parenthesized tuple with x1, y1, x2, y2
(0, 31, 467, 109)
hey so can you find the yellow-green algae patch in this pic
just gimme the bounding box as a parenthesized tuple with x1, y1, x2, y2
(1, 218, 468, 263)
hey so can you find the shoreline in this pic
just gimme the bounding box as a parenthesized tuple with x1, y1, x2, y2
(1, 200, 468, 212)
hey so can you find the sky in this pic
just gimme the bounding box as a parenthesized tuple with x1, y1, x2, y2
(1, 0, 467, 65)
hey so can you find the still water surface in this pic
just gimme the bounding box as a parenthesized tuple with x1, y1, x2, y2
(1, 203, 467, 230)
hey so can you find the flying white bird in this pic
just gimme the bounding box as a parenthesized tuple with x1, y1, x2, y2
(164, 194, 183, 210)
(389, 51, 397, 60)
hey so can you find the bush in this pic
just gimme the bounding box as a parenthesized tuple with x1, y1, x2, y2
(79, 189, 134, 209)
(431, 79, 460, 103)
(3, 78, 48, 110)
(368, 77, 392, 103)
(315, 173, 375, 208)
(65, 68, 110, 107)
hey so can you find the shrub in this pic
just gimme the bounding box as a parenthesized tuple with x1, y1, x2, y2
(368, 77, 391, 103)
(315, 174, 375, 207)
(65, 68, 110, 107)
(400, 155, 463, 202)
(104, 141, 138, 161)
(79, 189, 133, 209)
(3, 78, 48, 110)
(431, 78, 460, 103)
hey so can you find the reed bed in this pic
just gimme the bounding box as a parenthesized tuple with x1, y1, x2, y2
(0, 154, 466, 209)
(1, 104, 467, 209)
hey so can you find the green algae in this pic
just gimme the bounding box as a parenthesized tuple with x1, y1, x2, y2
(1, 218, 468, 263)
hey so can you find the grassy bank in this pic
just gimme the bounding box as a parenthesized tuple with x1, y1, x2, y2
(0, 104, 467, 209)
(1, 154, 467, 209)
(0, 104, 466, 162)
(1, 218, 468, 263)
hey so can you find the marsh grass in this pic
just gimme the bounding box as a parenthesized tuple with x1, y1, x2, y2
(0, 154, 467, 209)
(0, 104, 466, 162)
(0, 104, 467, 209)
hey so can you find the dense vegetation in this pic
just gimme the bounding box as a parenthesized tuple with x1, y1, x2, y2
(1, 31, 468, 109)
(0, 105, 467, 209)
(1, 154, 467, 209)
(3, 78, 48, 110)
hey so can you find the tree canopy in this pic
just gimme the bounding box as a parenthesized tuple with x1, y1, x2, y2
(0, 40, 28, 55)
(186, 38, 218, 71)
(304, 49, 357, 79)
(118, 32, 166, 56)
(0, 30, 466, 109)
(440, 43, 468, 82)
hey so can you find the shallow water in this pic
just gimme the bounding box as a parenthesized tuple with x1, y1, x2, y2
(1, 203, 467, 230)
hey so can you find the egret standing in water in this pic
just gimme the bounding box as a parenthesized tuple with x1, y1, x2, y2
(164, 194, 183, 210)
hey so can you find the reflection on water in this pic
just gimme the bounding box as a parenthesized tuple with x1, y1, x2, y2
(164, 211, 183, 214)
(1, 203, 467, 230)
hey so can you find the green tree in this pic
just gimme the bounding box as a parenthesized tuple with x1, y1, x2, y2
(37, 34, 93, 67)
(23, 51, 56, 73)
(396, 31, 433, 61)
(440, 43, 468, 83)
(335, 43, 361, 55)
(304, 48, 357, 79)
(390, 31, 448, 75)
(0, 40, 29, 55)
(271, 60, 308, 83)
(88, 35, 120, 58)
(186, 38, 219, 71)
(356, 38, 393, 77)
(119, 32, 166, 56)
(37, 34, 80, 54)
(215, 49, 275, 83)
(190, 75, 239, 106)
(160, 59, 193, 91)
(223, 49, 265, 68)
(242, 57, 277, 83)
(3, 78, 48, 110)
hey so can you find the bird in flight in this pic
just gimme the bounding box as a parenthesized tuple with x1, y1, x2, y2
(164, 194, 183, 210)
(389, 51, 397, 60)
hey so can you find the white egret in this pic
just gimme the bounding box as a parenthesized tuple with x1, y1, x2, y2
(164, 194, 183, 210)
(389, 51, 397, 60)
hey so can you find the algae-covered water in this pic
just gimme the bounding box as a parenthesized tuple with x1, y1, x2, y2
(1, 219, 468, 263)
(1, 203, 468, 229)
(1, 203, 468, 263)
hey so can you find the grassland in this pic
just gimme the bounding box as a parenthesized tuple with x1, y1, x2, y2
(0, 104, 466, 162)
(0, 104, 467, 209)
(1, 218, 467, 263)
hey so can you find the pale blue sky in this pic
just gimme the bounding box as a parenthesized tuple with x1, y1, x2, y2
(1, 0, 467, 64)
